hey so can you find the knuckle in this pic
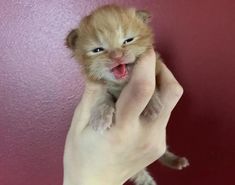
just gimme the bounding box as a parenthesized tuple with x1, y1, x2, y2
(168, 83, 184, 99)
(175, 84, 184, 97)
(161, 83, 184, 112)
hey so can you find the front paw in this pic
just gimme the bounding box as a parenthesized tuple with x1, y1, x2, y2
(142, 95, 163, 121)
(89, 104, 115, 132)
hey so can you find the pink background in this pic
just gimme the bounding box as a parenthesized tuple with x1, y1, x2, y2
(0, 0, 235, 185)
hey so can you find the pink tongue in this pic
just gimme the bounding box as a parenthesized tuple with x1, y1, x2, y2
(112, 64, 127, 79)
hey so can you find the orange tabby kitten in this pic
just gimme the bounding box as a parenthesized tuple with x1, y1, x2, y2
(66, 5, 189, 185)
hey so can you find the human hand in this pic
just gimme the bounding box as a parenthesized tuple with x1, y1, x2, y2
(63, 49, 183, 185)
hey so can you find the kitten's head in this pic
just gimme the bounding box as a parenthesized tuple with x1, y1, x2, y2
(66, 5, 153, 84)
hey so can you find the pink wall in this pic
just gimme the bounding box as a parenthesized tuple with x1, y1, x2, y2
(0, 0, 234, 185)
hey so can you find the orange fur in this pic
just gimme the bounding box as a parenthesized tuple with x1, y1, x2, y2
(66, 5, 153, 83)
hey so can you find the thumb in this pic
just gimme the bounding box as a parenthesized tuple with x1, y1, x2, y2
(70, 79, 106, 132)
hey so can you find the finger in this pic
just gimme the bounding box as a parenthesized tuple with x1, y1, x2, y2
(157, 63, 184, 112)
(116, 49, 156, 123)
(70, 79, 106, 132)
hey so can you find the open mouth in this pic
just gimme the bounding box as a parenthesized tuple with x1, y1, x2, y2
(111, 63, 128, 79)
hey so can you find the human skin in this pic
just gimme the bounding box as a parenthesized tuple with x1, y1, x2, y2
(63, 49, 184, 185)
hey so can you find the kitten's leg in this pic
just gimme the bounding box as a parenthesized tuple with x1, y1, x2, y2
(89, 93, 115, 132)
(158, 149, 189, 170)
(142, 91, 163, 121)
(130, 169, 157, 185)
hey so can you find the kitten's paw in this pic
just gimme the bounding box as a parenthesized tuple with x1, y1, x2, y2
(159, 150, 190, 170)
(175, 157, 190, 170)
(163, 156, 190, 170)
(142, 97, 163, 121)
(89, 104, 115, 132)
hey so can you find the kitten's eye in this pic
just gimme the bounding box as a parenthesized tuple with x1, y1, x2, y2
(92, 47, 104, 53)
(123, 38, 134, 45)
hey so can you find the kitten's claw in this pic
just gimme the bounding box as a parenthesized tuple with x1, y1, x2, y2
(89, 103, 115, 132)
(159, 150, 190, 170)
(174, 157, 190, 170)
(161, 156, 190, 170)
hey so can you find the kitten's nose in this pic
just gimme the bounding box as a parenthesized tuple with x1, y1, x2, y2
(109, 50, 123, 61)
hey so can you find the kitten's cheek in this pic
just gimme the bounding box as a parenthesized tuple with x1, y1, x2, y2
(127, 53, 136, 63)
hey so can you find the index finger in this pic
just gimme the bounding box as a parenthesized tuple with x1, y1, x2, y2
(158, 63, 184, 112)
(70, 79, 106, 132)
(116, 49, 156, 123)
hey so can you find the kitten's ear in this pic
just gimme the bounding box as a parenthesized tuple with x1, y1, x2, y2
(136, 10, 151, 23)
(66, 29, 78, 50)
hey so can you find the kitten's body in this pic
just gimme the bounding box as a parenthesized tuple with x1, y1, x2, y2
(66, 5, 189, 185)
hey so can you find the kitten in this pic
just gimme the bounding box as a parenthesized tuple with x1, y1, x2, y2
(66, 5, 189, 185)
